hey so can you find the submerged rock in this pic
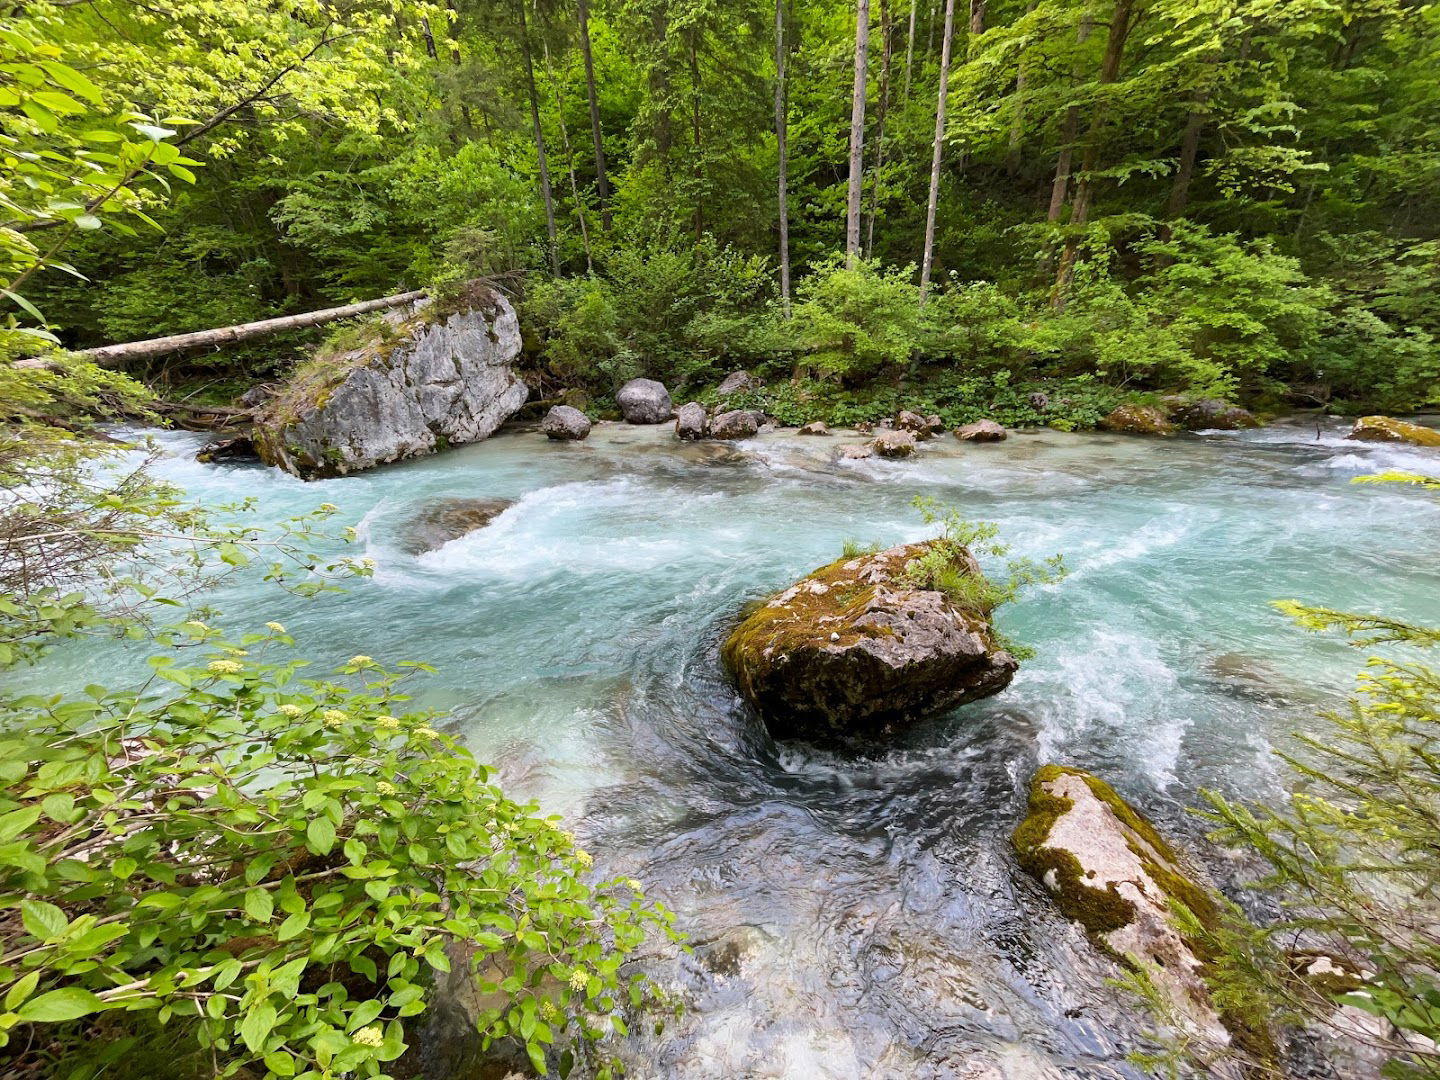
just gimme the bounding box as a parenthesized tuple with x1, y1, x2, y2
(1013, 765, 1267, 1069)
(721, 540, 1017, 742)
(400, 497, 514, 553)
(710, 409, 760, 440)
(872, 429, 918, 458)
(1162, 396, 1259, 431)
(617, 378, 673, 424)
(252, 287, 526, 479)
(675, 401, 708, 440)
(954, 419, 1007, 442)
(1347, 415, 1440, 447)
(839, 444, 874, 460)
(196, 434, 256, 463)
(1100, 404, 1176, 436)
(540, 404, 591, 440)
(798, 421, 830, 436)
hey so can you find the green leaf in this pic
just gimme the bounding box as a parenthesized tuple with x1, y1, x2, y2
(526, 1039, 548, 1075)
(5, 972, 40, 1011)
(238, 1002, 276, 1053)
(244, 888, 274, 924)
(21, 900, 67, 942)
(16, 987, 106, 1023)
(263, 1052, 297, 1077)
(276, 911, 311, 942)
(305, 817, 335, 856)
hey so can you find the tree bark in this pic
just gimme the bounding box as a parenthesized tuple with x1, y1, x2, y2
(1004, 0, 1037, 175)
(1165, 94, 1207, 221)
(547, 45, 594, 272)
(576, 0, 612, 231)
(1046, 12, 1093, 221)
(845, 0, 871, 268)
(902, 0, 918, 103)
(68, 292, 428, 369)
(518, 0, 560, 276)
(865, 0, 894, 258)
(775, 0, 792, 315)
(919, 0, 956, 302)
(689, 30, 704, 240)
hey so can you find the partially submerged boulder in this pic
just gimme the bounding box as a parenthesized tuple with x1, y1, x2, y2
(710, 409, 760, 440)
(798, 421, 830, 436)
(1162, 396, 1259, 431)
(872, 429, 917, 458)
(540, 404, 591, 440)
(721, 540, 1017, 742)
(839, 444, 874, 460)
(955, 419, 1007, 442)
(196, 434, 256, 463)
(1100, 404, 1176, 436)
(616, 378, 673, 424)
(895, 410, 931, 437)
(400, 497, 514, 554)
(675, 401, 708, 440)
(1013, 766, 1268, 1067)
(1347, 415, 1440, 447)
(252, 287, 526, 479)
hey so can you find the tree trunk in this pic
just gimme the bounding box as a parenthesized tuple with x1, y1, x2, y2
(420, 16, 439, 59)
(67, 291, 428, 369)
(547, 45, 594, 272)
(1004, 0, 1037, 175)
(865, 0, 893, 258)
(968, 0, 984, 36)
(518, 0, 560, 276)
(690, 30, 704, 240)
(775, 0, 792, 315)
(649, 11, 674, 160)
(1054, 0, 1137, 306)
(903, 0, 918, 103)
(845, 0, 871, 268)
(919, 0, 956, 302)
(1046, 12, 1093, 221)
(576, 0, 612, 231)
(1165, 94, 1206, 221)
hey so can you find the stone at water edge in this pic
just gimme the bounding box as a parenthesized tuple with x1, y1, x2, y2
(798, 421, 830, 436)
(895, 410, 932, 438)
(923, 414, 945, 436)
(872, 429, 917, 458)
(196, 434, 256, 463)
(1100, 404, 1176, 436)
(1013, 765, 1273, 1076)
(399, 497, 515, 554)
(1161, 396, 1259, 431)
(252, 286, 526, 479)
(710, 409, 760, 440)
(721, 540, 1017, 743)
(540, 404, 592, 440)
(616, 378, 673, 424)
(954, 419, 1007, 442)
(675, 401, 708, 440)
(1347, 415, 1440, 447)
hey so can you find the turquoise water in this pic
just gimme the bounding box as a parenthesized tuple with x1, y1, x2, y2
(31, 418, 1440, 1077)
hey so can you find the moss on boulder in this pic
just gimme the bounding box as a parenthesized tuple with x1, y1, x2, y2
(1346, 415, 1440, 447)
(1100, 404, 1177, 436)
(721, 541, 1017, 743)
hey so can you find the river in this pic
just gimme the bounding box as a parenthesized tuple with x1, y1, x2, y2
(29, 417, 1440, 1078)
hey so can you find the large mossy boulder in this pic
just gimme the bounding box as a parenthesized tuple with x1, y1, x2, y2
(1013, 765, 1271, 1067)
(253, 287, 526, 479)
(1161, 396, 1259, 431)
(1347, 415, 1440, 447)
(721, 541, 1017, 743)
(1100, 404, 1176, 436)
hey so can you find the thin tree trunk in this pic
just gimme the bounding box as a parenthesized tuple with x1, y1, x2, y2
(1165, 94, 1206, 221)
(420, 16, 438, 58)
(1046, 12, 1093, 221)
(690, 30, 704, 240)
(865, 0, 894, 257)
(576, 0, 612, 231)
(845, 0, 871, 267)
(902, 0, 918, 103)
(518, 0, 560, 275)
(69, 291, 428, 368)
(954, 0, 984, 173)
(775, 0, 792, 315)
(919, 0, 956, 302)
(1004, 0, 1037, 175)
(649, 11, 674, 160)
(547, 45, 594, 272)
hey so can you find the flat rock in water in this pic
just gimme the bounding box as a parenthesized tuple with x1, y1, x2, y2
(710, 408, 760, 440)
(675, 401, 708, 440)
(798, 421, 830, 436)
(840, 444, 874, 460)
(252, 286, 526, 479)
(954, 419, 1007, 442)
(540, 404, 591, 440)
(1347, 415, 1440, 447)
(872, 429, 918, 457)
(616, 378, 673, 424)
(721, 540, 1017, 743)
(1161, 396, 1259, 431)
(400, 497, 514, 554)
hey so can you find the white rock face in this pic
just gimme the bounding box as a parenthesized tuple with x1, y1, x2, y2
(255, 289, 526, 478)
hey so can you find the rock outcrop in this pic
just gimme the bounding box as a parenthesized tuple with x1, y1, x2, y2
(872, 429, 917, 458)
(1100, 404, 1176, 436)
(710, 409, 760, 440)
(1013, 765, 1268, 1071)
(617, 378, 673, 424)
(895, 410, 932, 437)
(675, 401, 708, 440)
(1161, 396, 1259, 431)
(722, 541, 1017, 742)
(954, 419, 1007, 442)
(1347, 415, 1440, 447)
(252, 288, 526, 479)
(716, 370, 759, 398)
(798, 421, 830, 436)
(400, 497, 514, 554)
(540, 404, 591, 440)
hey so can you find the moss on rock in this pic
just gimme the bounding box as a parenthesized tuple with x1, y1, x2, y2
(1347, 415, 1440, 447)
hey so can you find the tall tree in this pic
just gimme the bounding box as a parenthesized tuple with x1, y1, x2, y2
(903, 0, 918, 102)
(775, 0, 792, 314)
(865, 0, 894, 257)
(845, 0, 871, 267)
(1047, 13, 1095, 222)
(516, 0, 560, 275)
(919, 0, 956, 301)
(576, 0, 612, 231)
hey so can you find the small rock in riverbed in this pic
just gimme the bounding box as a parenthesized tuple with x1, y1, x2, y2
(954, 419, 1007, 442)
(798, 421, 830, 436)
(1161, 396, 1258, 431)
(540, 404, 591, 440)
(616, 378, 673, 424)
(840, 444, 874, 460)
(710, 409, 760, 440)
(873, 429, 918, 458)
(675, 401, 708, 440)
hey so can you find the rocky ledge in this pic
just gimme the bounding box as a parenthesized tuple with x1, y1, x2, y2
(721, 541, 1017, 743)
(252, 286, 526, 479)
(1347, 415, 1440, 447)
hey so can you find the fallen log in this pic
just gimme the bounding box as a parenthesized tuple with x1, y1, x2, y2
(67, 289, 427, 368)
